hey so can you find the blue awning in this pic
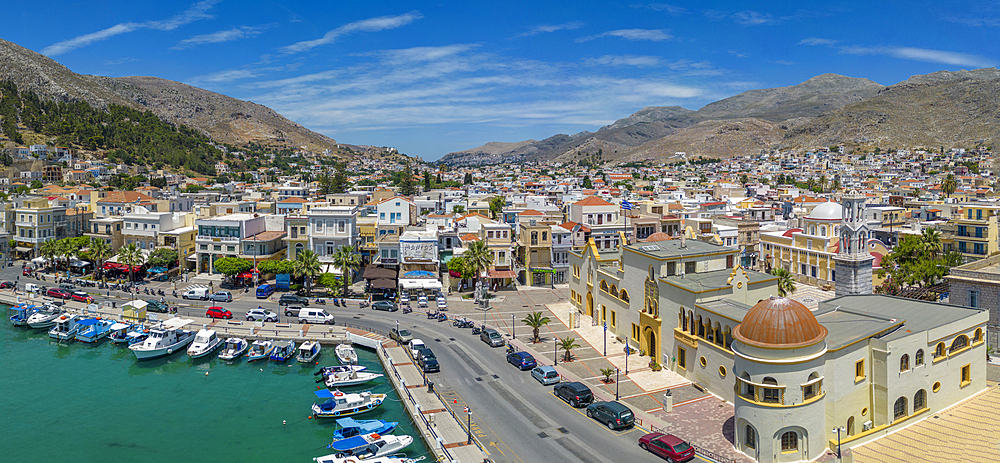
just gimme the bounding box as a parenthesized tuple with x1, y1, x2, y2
(335, 417, 362, 428)
(314, 389, 337, 398)
(403, 270, 435, 278)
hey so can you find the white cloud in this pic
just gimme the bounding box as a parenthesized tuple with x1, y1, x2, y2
(583, 55, 662, 67)
(513, 21, 585, 38)
(576, 29, 672, 43)
(194, 69, 263, 83)
(42, 0, 221, 56)
(173, 26, 263, 49)
(798, 37, 838, 46)
(638, 4, 688, 14)
(732, 11, 778, 26)
(372, 44, 481, 63)
(280, 11, 422, 54)
(841, 46, 996, 67)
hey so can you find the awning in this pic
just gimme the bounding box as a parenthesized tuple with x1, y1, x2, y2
(488, 269, 517, 279)
(363, 265, 396, 280)
(398, 278, 443, 290)
(370, 278, 396, 289)
(236, 271, 254, 279)
(15, 247, 32, 253)
(70, 260, 91, 268)
(103, 262, 122, 270)
(403, 270, 436, 278)
(449, 270, 461, 278)
(31, 256, 47, 264)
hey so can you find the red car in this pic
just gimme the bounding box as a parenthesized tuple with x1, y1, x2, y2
(206, 307, 233, 319)
(0, 281, 14, 289)
(71, 291, 94, 303)
(47, 288, 73, 299)
(638, 432, 695, 462)
(22, 268, 32, 276)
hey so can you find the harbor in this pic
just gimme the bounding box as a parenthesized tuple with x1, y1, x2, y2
(1, 292, 487, 463)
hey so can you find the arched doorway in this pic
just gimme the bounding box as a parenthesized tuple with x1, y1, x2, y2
(586, 291, 593, 317)
(648, 331, 656, 362)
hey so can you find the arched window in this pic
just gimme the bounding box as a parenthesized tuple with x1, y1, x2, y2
(609, 284, 618, 296)
(804, 372, 821, 400)
(600, 280, 608, 292)
(762, 377, 780, 404)
(935, 342, 946, 359)
(847, 416, 855, 436)
(893, 397, 908, 420)
(620, 289, 629, 302)
(914, 389, 926, 411)
(819, 225, 827, 236)
(900, 354, 909, 372)
(704, 318, 714, 342)
(739, 371, 754, 399)
(810, 225, 816, 235)
(697, 315, 705, 337)
(974, 328, 983, 343)
(915, 349, 924, 366)
(950, 335, 969, 353)
(744, 424, 757, 450)
(780, 431, 798, 451)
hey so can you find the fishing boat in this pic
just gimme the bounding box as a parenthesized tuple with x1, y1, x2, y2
(336, 343, 358, 365)
(314, 454, 424, 463)
(324, 370, 384, 388)
(109, 323, 139, 344)
(297, 341, 321, 364)
(325, 432, 413, 460)
(270, 340, 296, 362)
(218, 337, 249, 361)
(8, 304, 37, 326)
(312, 389, 386, 418)
(187, 328, 222, 359)
(48, 314, 85, 341)
(247, 339, 274, 361)
(329, 418, 398, 443)
(27, 306, 64, 329)
(315, 365, 368, 377)
(129, 318, 195, 360)
(75, 318, 116, 343)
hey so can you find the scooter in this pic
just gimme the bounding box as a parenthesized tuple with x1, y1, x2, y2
(359, 300, 370, 308)
(437, 313, 448, 322)
(402, 306, 412, 314)
(315, 298, 326, 305)
(427, 311, 438, 319)
(471, 326, 482, 335)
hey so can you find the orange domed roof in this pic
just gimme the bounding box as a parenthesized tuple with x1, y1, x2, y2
(733, 297, 827, 348)
(644, 232, 673, 242)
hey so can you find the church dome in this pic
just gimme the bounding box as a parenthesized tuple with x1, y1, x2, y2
(806, 201, 843, 220)
(643, 232, 673, 242)
(733, 297, 827, 348)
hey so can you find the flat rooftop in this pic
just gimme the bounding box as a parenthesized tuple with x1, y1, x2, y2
(626, 239, 732, 259)
(663, 268, 774, 294)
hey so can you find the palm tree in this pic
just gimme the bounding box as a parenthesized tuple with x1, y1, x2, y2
(463, 240, 493, 293)
(522, 311, 551, 343)
(332, 245, 361, 297)
(60, 239, 81, 278)
(119, 242, 145, 285)
(771, 267, 796, 297)
(89, 238, 111, 283)
(294, 249, 322, 297)
(919, 227, 942, 259)
(942, 173, 957, 198)
(558, 337, 580, 362)
(39, 239, 58, 272)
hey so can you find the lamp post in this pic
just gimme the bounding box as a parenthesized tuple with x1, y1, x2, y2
(603, 322, 607, 356)
(624, 345, 629, 374)
(615, 367, 620, 400)
(554, 336, 558, 366)
(465, 407, 472, 444)
(832, 426, 845, 462)
(511, 314, 515, 339)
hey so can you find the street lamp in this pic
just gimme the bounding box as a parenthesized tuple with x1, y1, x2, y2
(465, 407, 472, 444)
(603, 321, 607, 356)
(615, 367, 620, 400)
(511, 314, 515, 339)
(554, 337, 558, 366)
(832, 426, 845, 462)
(624, 345, 629, 374)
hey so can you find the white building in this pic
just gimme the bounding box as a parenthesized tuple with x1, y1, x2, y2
(307, 206, 358, 260)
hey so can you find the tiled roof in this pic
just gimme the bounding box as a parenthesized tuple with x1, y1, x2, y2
(573, 196, 613, 207)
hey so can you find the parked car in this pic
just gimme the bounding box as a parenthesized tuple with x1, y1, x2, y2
(0, 281, 15, 289)
(206, 307, 233, 319)
(530, 365, 561, 385)
(372, 301, 397, 312)
(71, 291, 93, 303)
(245, 308, 279, 322)
(255, 284, 275, 299)
(586, 401, 634, 430)
(389, 328, 413, 344)
(183, 287, 210, 300)
(416, 349, 439, 373)
(145, 300, 169, 313)
(278, 294, 309, 306)
(480, 328, 504, 347)
(408, 339, 426, 359)
(47, 288, 72, 299)
(297, 308, 335, 325)
(209, 291, 233, 303)
(415, 347, 436, 363)
(506, 352, 536, 370)
(554, 382, 594, 408)
(25, 283, 42, 294)
(22, 268, 32, 276)
(638, 432, 696, 462)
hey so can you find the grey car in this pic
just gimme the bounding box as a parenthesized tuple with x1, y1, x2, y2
(209, 291, 232, 303)
(372, 301, 397, 312)
(245, 308, 279, 322)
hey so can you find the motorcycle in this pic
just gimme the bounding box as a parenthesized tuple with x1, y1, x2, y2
(437, 313, 448, 322)
(506, 343, 516, 354)
(172, 290, 178, 298)
(471, 326, 482, 335)
(359, 300, 370, 308)
(427, 311, 438, 319)
(158, 289, 165, 296)
(315, 298, 326, 305)
(402, 306, 412, 314)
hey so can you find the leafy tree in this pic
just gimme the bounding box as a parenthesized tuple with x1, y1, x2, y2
(213, 257, 252, 277)
(30, 180, 43, 189)
(257, 259, 296, 275)
(463, 172, 473, 185)
(942, 173, 957, 198)
(89, 238, 111, 283)
(317, 272, 339, 289)
(119, 242, 146, 283)
(150, 177, 167, 188)
(600, 367, 615, 383)
(332, 244, 361, 297)
(522, 311, 551, 343)
(185, 184, 205, 193)
(558, 337, 580, 362)
(398, 165, 417, 196)
(876, 228, 960, 296)
(40, 239, 58, 271)
(582, 175, 592, 189)
(332, 170, 348, 193)
(452, 205, 465, 214)
(147, 248, 178, 268)
(463, 240, 493, 293)
(488, 196, 506, 220)
(423, 171, 432, 191)
(294, 249, 322, 296)
(771, 267, 796, 297)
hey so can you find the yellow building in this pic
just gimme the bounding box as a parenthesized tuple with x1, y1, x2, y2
(949, 204, 1000, 260)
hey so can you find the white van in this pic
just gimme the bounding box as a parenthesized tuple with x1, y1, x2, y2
(297, 308, 335, 325)
(182, 287, 210, 300)
(25, 283, 41, 293)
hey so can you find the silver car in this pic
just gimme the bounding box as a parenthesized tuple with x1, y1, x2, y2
(209, 291, 233, 303)
(245, 308, 278, 322)
(531, 365, 561, 385)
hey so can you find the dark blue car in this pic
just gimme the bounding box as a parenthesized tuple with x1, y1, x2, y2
(506, 352, 536, 370)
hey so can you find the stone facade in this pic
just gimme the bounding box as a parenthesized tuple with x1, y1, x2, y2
(834, 254, 874, 296)
(946, 254, 1000, 349)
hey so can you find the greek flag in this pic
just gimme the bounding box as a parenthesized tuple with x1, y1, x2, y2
(621, 199, 633, 211)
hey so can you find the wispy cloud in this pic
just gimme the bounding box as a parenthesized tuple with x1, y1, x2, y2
(280, 11, 422, 54)
(840, 46, 996, 67)
(103, 57, 138, 66)
(173, 26, 263, 49)
(798, 37, 838, 46)
(771, 60, 795, 66)
(732, 11, 779, 25)
(513, 21, 585, 38)
(634, 3, 687, 14)
(576, 29, 672, 43)
(194, 69, 264, 83)
(704, 8, 824, 26)
(42, 0, 220, 56)
(583, 55, 662, 67)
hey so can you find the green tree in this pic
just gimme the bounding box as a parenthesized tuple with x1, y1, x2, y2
(558, 337, 580, 362)
(488, 196, 506, 220)
(89, 238, 111, 283)
(119, 242, 146, 283)
(600, 367, 615, 383)
(582, 175, 592, 189)
(522, 311, 551, 343)
(423, 171, 432, 191)
(294, 249, 322, 296)
(332, 244, 361, 297)
(463, 240, 493, 293)
(258, 259, 296, 275)
(317, 272, 339, 289)
(213, 257, 253, 278)
(463, 172, 473, 185)
(147, 248, 179, 268)
(942, 173, 957, 198)
(398, 165, 417, 196)
(150, 177, 167, 188)
(771, 267, 796, 297)
(30, 180, 43, 189)
(40, 239, 58, 271)
(452, 205, 465, 214)
(332, 170, 348, 193)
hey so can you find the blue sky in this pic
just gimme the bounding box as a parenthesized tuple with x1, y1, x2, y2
(5, 1, 1000, 160)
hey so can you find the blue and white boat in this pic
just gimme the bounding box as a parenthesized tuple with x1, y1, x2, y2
(314, 455, 424, 463)
(129, 318, 195, 360)
(48, 314, 85, 341)
(75, 318, 116, 343)
(109, 323, 138, 344)
(324, 432, 413, 460)
(329, 418, 398, 444)
(312, 389, 386, 419)
(218, 337, 249, 361)
(269, 340, 296, 362)
(8, 304, 37, 327)
(297, 341, 321, 364)
(247, 339, 274, 361)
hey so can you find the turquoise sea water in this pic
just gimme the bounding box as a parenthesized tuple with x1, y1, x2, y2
(0, 308, 429, 463)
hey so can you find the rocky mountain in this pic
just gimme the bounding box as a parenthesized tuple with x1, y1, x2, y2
(0, 38, 337, 153)
(442, 69, 999, 165)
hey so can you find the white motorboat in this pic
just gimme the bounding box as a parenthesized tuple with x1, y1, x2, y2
(336, 344, 358, 365)
(315, 365, 367, 377)
(27, 307, 64, 329)
(218, 337, 249, 361)
(247, 339, 274, 361)
(129, 318, 195, 360)
(314, 454, 423, 463)
(48, 314, 85, 341)
(297, 341, 322, 364)
(312, 390, 386, 418)
(187, 328, 222, 359)
(325, 432, 414, 460)
(325, 370, 384, 388)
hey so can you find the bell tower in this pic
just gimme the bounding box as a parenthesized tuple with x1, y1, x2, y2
(834, 191, 873, 296)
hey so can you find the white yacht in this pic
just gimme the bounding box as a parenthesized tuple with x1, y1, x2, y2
(129, 318, 195, 360)
(187, 328, 222, 359)
(48, 314, 85, 341)
(27, 306, 64, 329)
(218, 338, 249, 361)
(335, 344, 358, 365)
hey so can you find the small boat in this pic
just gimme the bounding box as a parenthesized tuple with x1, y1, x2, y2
(8, 304, 37, 326)
(314, 454, 424, 463)
(27, 306, 64, 329)
(187, 328, 222, 359)
(270, 340, 296, 362)
(315, 365, 368, 377)
(109, 323, 139, 344)
(48, 314, 85, 341)
(75, 318, 116, 343)
(218, 338, 249, 361)
(312, 389, 386, 418)
(123, 326, 150, 345)
(324, 370, 384, 388)
(336, 344, 358, 365)
(329, 418, 398, 443)
(325, 432, 413, 460)
(297, 341, 321, 364)
(129, 318, 196, 360)
(247, 339, 274, 361)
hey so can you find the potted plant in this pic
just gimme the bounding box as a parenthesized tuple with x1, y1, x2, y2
(600, 367, 615, 383)
(649, 360, 662, 371)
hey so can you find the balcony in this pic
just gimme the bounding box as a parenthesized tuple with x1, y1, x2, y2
(197, 235, 241, 244)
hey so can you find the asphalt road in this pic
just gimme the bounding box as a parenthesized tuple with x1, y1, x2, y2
(7, 268, 659, 463)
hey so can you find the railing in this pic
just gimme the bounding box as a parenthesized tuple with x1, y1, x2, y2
(648, 424, 736, 463)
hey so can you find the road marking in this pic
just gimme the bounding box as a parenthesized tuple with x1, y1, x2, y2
(443, 389, 522, 463)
